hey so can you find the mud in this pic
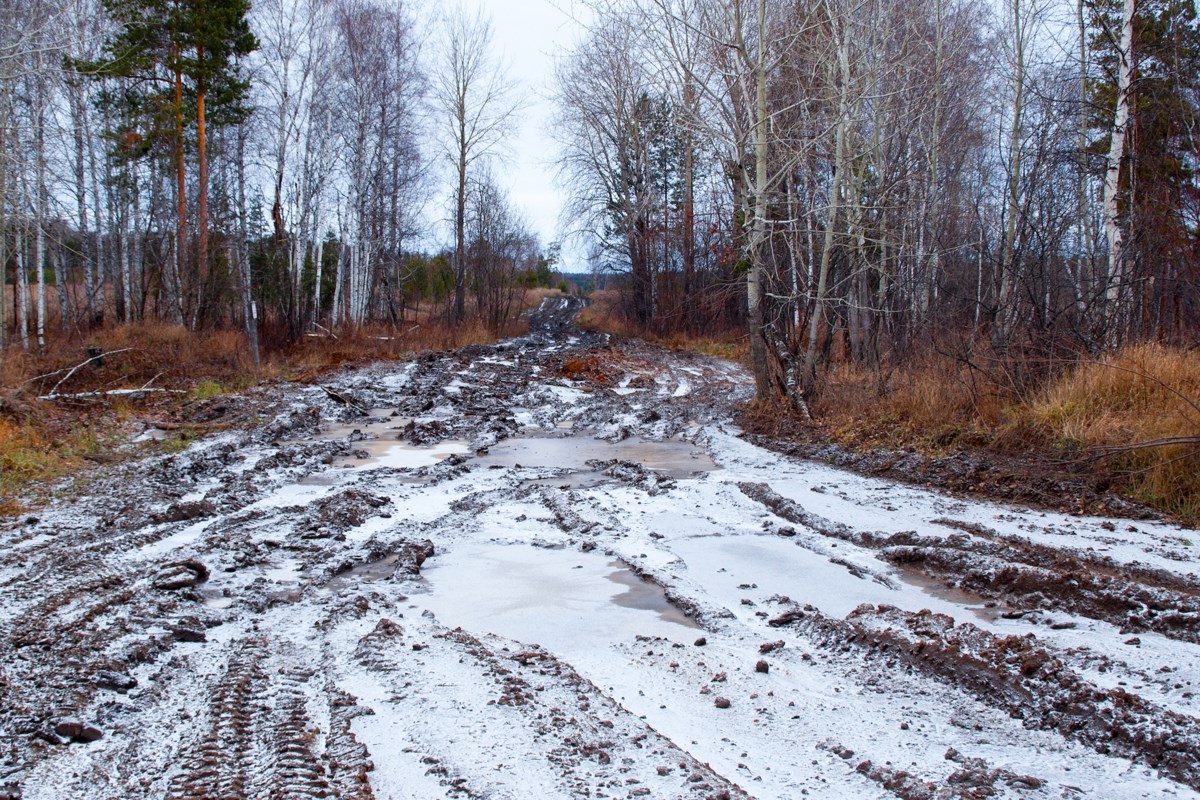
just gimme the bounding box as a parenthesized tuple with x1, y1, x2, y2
(2, 296, 1198, 799)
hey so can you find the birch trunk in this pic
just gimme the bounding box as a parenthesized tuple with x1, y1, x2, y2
(997, 0, 1026, 343)
(745, 0, 772, 399)
(1102, 0, 1135, 337)
(16, 225, 28, 349)
(802, 3, 850, 396)
(34, 82, 47, 348)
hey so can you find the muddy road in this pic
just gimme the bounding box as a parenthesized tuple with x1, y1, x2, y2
(2, 296, 1200, 799)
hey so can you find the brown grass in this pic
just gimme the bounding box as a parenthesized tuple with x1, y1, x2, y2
(811, 343, 1200, 524)
(0, 293, 546, 518)
(1016, 344, 1200, 520)
(578, 290, 750, 364)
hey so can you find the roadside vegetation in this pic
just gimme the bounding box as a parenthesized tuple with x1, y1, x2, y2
(0, 289, 562, 516)
(581, 295, 1200, 525)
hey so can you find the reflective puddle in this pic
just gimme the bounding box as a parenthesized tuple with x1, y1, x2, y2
(298, 409, 470, 471)
(475, 434, 717, 482)
(419, 542, 697, 654)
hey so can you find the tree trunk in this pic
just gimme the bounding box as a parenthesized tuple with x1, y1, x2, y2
(196, 69, 210, 329)
(236, 120, 260, 367)
(454, 133, 467, 323)
(171, 56, 187, 326)
(16, 225, 28, 349)
(997, 0, 1026, 344)
(802, 5, 850, 397)
(746, 0, 773, 400)
(34, 79, 47, 348)
(69, 80, 94, 324)
(1102, 0, 1135, 340)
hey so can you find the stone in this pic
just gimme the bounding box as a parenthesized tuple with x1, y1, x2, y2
(54, 718, 84, 739)
(755, 660, 769, 674)
(170, 622, 207, 643)
(77, 725, 104, 742)
(694, 637, 707, 647)
(95, 670, 138, 693)
(714, 697, 731, 709)
(153, 560, 209, 591)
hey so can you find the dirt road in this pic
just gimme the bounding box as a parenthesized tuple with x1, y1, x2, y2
(2, 297, 1199, 799)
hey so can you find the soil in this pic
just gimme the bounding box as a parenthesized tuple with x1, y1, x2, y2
(1, 295, 1198, 799)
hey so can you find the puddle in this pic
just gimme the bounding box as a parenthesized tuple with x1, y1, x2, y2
(892, 564, 1000, 623)
(295, 409, 471, 471)
(324, 553, 403, 591)
(671, 534, 997, 623)
(419, 542, 695, 655)
(474, 433, 717, 481)
(608, 563, 699, 628)
(202, 587, 235, 609)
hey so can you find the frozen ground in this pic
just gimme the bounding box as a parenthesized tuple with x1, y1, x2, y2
(2, 297, 1199, 799)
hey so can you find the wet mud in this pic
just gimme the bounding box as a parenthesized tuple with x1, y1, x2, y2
(2, 296, 1197, 799)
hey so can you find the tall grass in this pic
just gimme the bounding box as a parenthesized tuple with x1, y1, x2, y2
(810, 343, 1200, 524)
(1019, 344, 1200, 520)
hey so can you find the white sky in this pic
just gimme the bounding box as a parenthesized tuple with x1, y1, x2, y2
(440, 0, 591, 269)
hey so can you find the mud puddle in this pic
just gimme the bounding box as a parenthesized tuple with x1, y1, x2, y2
(474, 432, 717, 484)
(418, 542, 695, 654)
(295, 410, 471, 471)
(324, 553, 404, 592)
(891, 563, 1000, 623)
(608, 562, 700, 628)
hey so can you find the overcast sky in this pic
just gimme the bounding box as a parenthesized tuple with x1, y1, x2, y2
(438, 0, 591, 269)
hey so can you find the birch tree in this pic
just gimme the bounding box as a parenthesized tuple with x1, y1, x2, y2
(434, 3, 521, 324)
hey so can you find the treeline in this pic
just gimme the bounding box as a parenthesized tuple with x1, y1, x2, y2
(0, 0, 546, 361)
(556, 0, 1200, 402)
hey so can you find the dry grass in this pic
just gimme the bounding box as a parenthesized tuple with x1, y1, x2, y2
(0, 293, 547, 518)
(812, 343, 1200, 524)
(1016, 344, 1200, 520)
(813, 357, 1005, 451)
(578, 290, 750, 364)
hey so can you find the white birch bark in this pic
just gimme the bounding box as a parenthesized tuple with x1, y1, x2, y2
(1102, 0, 1135, 332)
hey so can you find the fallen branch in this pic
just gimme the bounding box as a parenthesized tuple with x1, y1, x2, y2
(23, 347, 137, 395)
(320, 385, 368, 413)
(142, 420, 233, 432)
(1089, 435, 1200, 460)
(38, 387, 186, 401)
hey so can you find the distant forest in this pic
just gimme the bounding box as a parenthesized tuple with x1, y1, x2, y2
(2, 0, 1199, 403)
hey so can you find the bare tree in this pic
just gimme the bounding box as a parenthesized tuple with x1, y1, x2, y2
(433, 3, 521, 324)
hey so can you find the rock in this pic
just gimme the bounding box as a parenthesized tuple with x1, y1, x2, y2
(153, 559, 209, 591)
(152, 500, 216, 524)
(694, 637, 707, 647)
(77, 725, 103, 742)
(169, 621, 207, 643)
(1124, 637, 1142, 645)
(95, 670, 138, 693)
(755, 660, 769, 674)
(759, 640, 784, 653)
(714, 696, 731, 709)
(54, 718, 84, 739)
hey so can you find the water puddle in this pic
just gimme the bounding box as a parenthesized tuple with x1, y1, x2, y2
(475, 433, 717, 483)
(608, 563, 699, 628)
(671, 534, 997, 623)
(295, 409, 470, 471)
(419, 542, 695, 655)
(324, 553, 404, 592)
(892, 564, 999, 623)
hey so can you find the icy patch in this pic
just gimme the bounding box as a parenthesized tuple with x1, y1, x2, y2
(474, 433, 716, 478)
(419, 542, 694, 656)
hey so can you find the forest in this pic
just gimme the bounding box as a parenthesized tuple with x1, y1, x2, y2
(0, 0, 542, 364)
(1, 0, 1198, 397)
